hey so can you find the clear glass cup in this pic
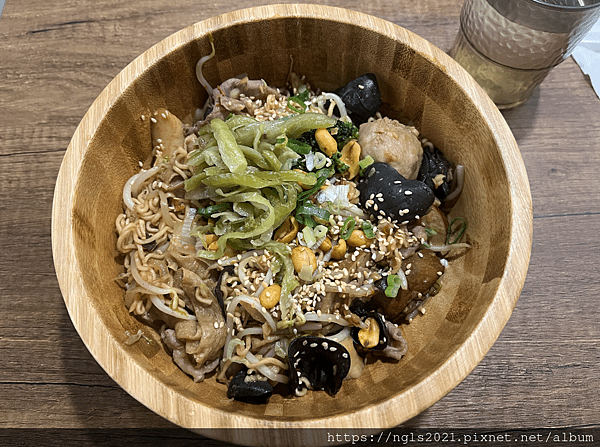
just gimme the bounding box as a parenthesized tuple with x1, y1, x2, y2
(450, 0, 600, 108)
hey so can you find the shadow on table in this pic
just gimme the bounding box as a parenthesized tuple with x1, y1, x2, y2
(499, 89, 541, 144)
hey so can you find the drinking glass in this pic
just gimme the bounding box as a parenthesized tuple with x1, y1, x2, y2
(449, 0, 600, 108)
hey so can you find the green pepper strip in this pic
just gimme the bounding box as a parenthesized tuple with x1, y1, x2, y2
(210, 118, 248, 175)
(238, 145, 271, 170)
(232, 113, 336, 146)
(201, 170, 316, 188)
(195, 192, 275, 260)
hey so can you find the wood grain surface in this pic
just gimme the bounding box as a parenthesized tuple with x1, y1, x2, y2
(1, 0, 599, 446)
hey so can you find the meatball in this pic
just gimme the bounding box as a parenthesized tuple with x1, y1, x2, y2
(358, 117, 423, 180)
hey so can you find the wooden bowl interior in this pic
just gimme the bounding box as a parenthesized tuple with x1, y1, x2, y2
(62, 9, 519, 432)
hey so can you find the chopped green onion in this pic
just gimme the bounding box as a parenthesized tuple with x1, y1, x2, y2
(385, 274, 402, 298)
(297, 166, 334, 202)
(446, 217, 468, 245)
(425, 228, 438, 236)
(314, 152, 327, 169)
(313, 224, 328, 240)
(362, 221, 375, 239)
(296, 202, 331, 228)
(359, 155, 375, 176)
(340, 217, 356, 240)
(302, 226, 316, 248)
(287, 89, 310, 114)
(197, 203, 231, 217)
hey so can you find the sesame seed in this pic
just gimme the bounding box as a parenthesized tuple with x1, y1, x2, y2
(404, 190, 413, 195)
(150, 117, 157, 123)
(394, 180, 402, 184)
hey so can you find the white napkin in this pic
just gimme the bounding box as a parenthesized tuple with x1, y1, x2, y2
(572, 18, 600, 100)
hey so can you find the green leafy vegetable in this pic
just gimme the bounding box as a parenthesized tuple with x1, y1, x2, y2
(287, 138, 312, 155)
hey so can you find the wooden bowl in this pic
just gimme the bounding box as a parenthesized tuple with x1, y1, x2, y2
(52, 4, 532, 446)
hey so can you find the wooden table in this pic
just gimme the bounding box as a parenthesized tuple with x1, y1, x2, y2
(2, 0, 599, 445)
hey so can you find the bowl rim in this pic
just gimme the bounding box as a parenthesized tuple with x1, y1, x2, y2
(51, 2, 533, 440)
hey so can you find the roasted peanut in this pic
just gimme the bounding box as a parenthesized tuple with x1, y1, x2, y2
(204, 234, 218, 247)
(319, 237, 333, 252)
(259, 284, 281, 309)
(315, 128, 338, 157)
(291, 246, 317, 274)
(358, 317, 380, 349)
(346, 229, 373, 247)
(340, 140, 361, 179)
(274, 215, 300, 244)
(330, 239, 347, 260)
(208, 241, 219, 252)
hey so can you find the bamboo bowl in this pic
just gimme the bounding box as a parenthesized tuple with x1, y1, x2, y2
(52, 4, 532, 446)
